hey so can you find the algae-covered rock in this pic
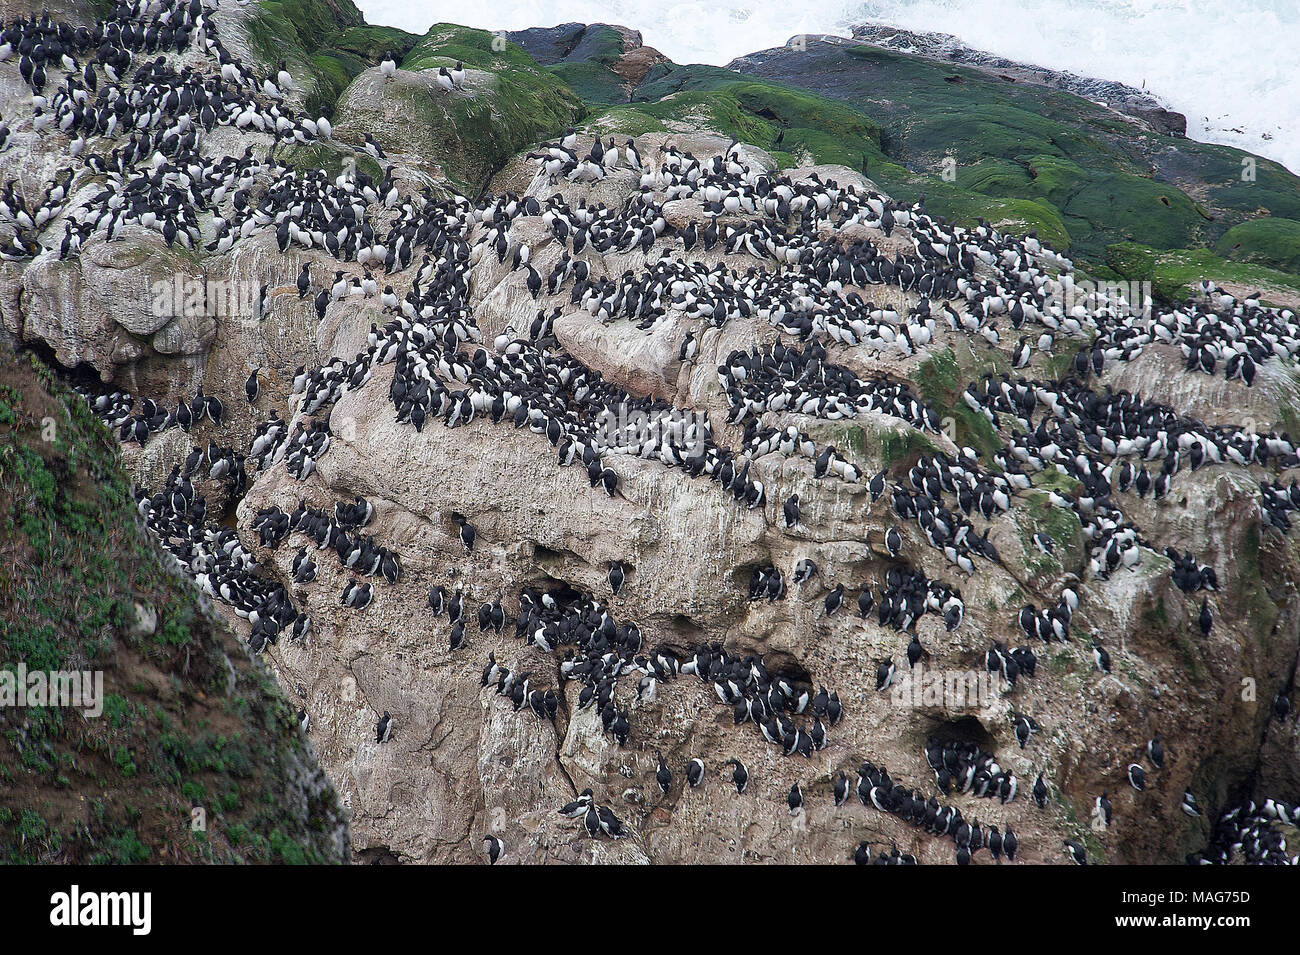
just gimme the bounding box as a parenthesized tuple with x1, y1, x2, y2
(1107, 241, 1300, 306)
(240, 0, 416, 116)
(5, 1, 1300, 869)
(331, 24, 581, 191)
(1216, 217, 1300, 275)
(727, 35, 1300, 270)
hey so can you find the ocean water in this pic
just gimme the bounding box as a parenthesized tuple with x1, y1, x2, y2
(355, 0, 1299, 174)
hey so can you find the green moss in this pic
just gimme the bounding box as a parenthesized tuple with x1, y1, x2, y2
(246, 0, 386, 116)
(1106, 241, 1300, 303)
(1104, 241, 1158, 282)
(255, 0, 363, 52)
(305, 51, 364, 110)
(941, 155, 1199, 258)
(334, 24, 582, 192)
(879, 427, 938, 466)
(912, 348, 1002, 457)
(736, 40, 1300, 263)
(1030, 468, 1083, 496)
(583, 106, 667, 137)
(914, 348, 958, 395)
(546, 28, 635, 104)
(1016, 490, 1084, 574)
(403, 23, 562, 74)
(0, 348, 346, 865)
(551, 61, 631, 105)
(333, 25, 421, 62)
(278, 140, 382, 182)
(1211, 156, 1300, 223)
(615, 71, 894, 172)
(1061, 172, 1204, 251)
(934, 187, 1071, 250)
(1214, 217, 1300, 275)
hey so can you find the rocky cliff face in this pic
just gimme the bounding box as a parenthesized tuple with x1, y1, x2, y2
(1, 0, 1298, 866)
(227, 142, 1300, 864)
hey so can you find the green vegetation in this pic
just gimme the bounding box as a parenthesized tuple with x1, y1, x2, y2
(583, 105, 668, 138)
(879, 427, 938, 466)
(601, 64, 905, 174)
(307, 17, 1300, 288)
(817, 43, 1300, 272)
(279, 139, 383, 182)
(1017, 490, 1084, 576)
(0, 349, 345, 864)
(331, 24, 584, 192)
(546, 25, 630, 104)
(913, 348, 1001, 457)
(1215, 217, 1300, 275)
(247, 0, 419, 116)
(1106, 241, 1300, 303)
(334, 24, 423, 63)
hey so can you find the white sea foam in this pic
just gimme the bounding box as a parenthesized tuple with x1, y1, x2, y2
(356, 0, 1298, 174)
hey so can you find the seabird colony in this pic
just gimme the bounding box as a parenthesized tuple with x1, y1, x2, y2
(2, 0, 1297, 865)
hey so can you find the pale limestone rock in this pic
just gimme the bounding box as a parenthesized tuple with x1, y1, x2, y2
(3, 28, 1295, 862)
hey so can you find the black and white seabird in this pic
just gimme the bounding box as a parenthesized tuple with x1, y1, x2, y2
(833, 771, 849, 806)
(1147, 734, 1165, 769)
(783, 493, 800, 527)
(1095, 791, 1113, 827)
(656, 752, 672, 794)
(1091, 638, 1111, 673)
(454, 514, 476, 552)
(686, 757, 705, 788)
(559, 789, 594, 818)
(787, 781, 803, 815)
(875, 657, 896, 691)
(725, 758, 749, 794)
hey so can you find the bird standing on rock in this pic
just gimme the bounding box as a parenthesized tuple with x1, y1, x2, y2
(783, 493, 800, 527)
(656, 753, 672, 794)
(454, 514, 476, 552)
(725, 758, 749, 794)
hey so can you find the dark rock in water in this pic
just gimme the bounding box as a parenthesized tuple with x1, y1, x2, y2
(506, 21, 649, 65)
(509, 22, 666, 103)
(505, 22, 593, 65)
(1126, 104, 1187, 137)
